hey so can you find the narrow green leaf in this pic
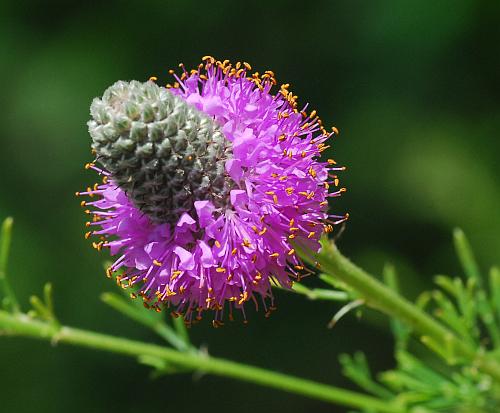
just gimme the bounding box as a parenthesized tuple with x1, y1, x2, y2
(489, 267, 500, 321)
(43, 283, 55, 317)
(0, 217, 19, 312)
(29, 296, 51, 321)
(101, 292, 192, 352)
(453, 228, 481, 284)
(172, 315, 191, 348)
(383, 264, 410, 350)
(339, 352, 394, 399)
(431, 290, 476, 346)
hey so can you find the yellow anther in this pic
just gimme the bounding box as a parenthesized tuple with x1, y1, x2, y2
(153, 260, 162, 267)
(149, 76, 158, 82)
(307, 231, 315, 239)
(288, 234, 296, 239)
(285, 187, 294, 195)
(288, 249, 295, 256)
(258, 227, 267, 236)
(92, 241, 104, 251)
(231, 248, 238, 255)
(215, 240, 221, 248)
(238, 291, 249, 305)
(269, 253, 279, 258)
(327, 158, 337, 165)
(216, 267, 226, 273)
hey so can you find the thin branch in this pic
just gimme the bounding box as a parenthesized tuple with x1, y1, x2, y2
(0, 310, 404, 413)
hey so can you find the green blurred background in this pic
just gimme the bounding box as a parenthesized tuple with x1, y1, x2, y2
(1, 1, 499, 412)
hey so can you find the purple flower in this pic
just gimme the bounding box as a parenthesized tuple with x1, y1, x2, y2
(78, 57, 346, 325)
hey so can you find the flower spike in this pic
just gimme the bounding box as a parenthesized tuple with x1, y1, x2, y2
(79, 57, 344, 323)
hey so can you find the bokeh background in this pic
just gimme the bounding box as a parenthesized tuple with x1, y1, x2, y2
(1, 1, 499, 412)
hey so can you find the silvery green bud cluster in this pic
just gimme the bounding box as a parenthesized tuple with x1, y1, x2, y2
(88, 80, 232, 225)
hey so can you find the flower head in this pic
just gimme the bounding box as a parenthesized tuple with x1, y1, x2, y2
(78, 57, 346, 325)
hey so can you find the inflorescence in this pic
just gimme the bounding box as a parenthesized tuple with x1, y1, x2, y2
(77, 56, 347, 326)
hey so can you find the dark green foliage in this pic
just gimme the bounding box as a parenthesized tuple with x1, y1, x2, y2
(341, 231, 500, 413)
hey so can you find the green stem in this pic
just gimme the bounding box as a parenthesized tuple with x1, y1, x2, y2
(307, 240, 500, 383)
(101, 292, 192, 353)
(0, 218, 19, 313)
(0, 310, 403, 413)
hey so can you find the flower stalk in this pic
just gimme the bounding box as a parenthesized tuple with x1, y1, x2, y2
(0, 309, 403, 413)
